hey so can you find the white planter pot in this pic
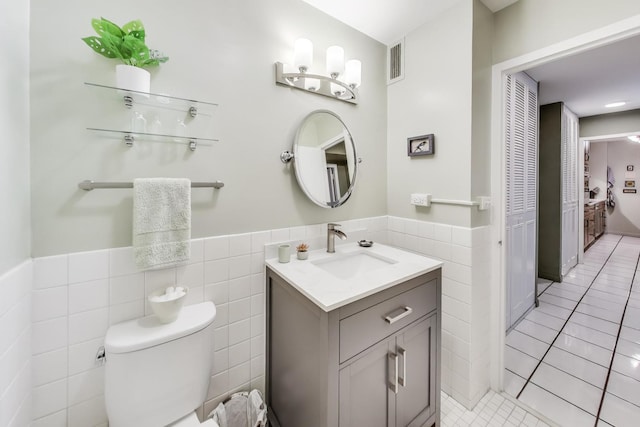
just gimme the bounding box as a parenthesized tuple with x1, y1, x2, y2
(116, 64, 150, 93)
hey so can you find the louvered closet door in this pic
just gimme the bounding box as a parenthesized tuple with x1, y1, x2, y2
(505, 72, 538, 330)
(561, 106, 579, 275)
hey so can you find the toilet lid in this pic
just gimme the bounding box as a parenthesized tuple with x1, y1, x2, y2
(105, 301, 216, 354)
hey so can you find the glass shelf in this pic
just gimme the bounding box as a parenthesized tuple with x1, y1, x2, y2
(87, 127, 219, 151)
(84, 82, 218, 116)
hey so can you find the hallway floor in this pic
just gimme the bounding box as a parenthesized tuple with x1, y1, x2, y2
(503, 234, 640, 426)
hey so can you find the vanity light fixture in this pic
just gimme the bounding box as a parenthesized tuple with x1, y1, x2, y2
(275, 38, 361, 104)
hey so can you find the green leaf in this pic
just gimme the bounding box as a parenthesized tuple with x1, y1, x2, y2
(100, 32, 125, 60)
(83, 17, 166, 68)
(122, 20, 145, 41)
(121, 35, 149, 64)
(127, 29, 145, 41)
(91, 17, 124, 38)
(81, 36, 118, 59)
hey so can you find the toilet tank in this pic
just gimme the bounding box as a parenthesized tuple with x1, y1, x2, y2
(104, 301, 216, 427)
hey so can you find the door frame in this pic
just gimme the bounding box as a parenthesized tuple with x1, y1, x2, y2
(489, 15, 640, 391)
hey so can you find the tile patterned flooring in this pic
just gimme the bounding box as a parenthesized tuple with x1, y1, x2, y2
(441, 389, 551, 426)
(502, 234, 640, 427)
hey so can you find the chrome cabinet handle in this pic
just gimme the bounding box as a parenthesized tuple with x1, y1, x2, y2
(389, 352, 399, 394)
(398, 347, 407, 387)
(385, 306, 413, 324)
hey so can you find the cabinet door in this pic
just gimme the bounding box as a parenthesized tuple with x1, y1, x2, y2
(396, 315, 437, 427)
(561, 105, 579, 275)
(505, 71, 538, 329)
(339, 338, 396, 427)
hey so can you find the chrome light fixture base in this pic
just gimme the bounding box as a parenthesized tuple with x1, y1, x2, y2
(274, 62, 358, 105)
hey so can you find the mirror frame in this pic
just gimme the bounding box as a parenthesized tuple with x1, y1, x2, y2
(292, 110, 359, 208)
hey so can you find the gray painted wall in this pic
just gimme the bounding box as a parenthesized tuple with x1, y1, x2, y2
(470, 0, 493, 227)
(0, 0, 30, 274)
(606, 140, 640, 236)
(589, 140, 640, 237)
(588, 141, 608, 198)
(493, 0, 640, 64)
(386, 0, 492, 228)
(387, 0, 475, 228)
(30, 0, 388, 257)
(580, 109, 640, 138)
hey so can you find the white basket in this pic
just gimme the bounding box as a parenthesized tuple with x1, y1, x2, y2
(147, 287, 188, 323)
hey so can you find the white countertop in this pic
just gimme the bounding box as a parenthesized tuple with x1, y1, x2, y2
(266, 243, 443, 312)
(585, 198, 606, 206)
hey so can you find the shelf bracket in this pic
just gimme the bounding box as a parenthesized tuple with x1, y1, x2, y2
(189, 140, 197, 151)
(124, 134, 134, 147)
(123, 95, 134, 108)
(189, 106, 198, 118)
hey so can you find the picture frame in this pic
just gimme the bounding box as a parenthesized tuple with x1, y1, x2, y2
(625, 180, 635, 188)
(628, 165, 634, 172)
(623, 189, 637, 194)
(407, 134, 435, 157)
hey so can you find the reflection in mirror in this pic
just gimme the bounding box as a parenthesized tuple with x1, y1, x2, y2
(293, 110, 357, 208)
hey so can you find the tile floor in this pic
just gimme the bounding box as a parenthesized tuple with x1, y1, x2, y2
(441, 390, 551, 427)
(503, 234, 640, 427)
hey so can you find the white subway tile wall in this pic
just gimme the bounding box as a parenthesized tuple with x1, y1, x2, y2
(387, 216, 492, 409)
(28, 215, 488, 424)
(0, 260, 32, 427)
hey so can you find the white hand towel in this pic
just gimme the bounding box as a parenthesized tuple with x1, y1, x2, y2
(133, 178, 191, 270)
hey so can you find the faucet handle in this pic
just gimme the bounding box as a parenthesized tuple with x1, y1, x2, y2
(327, 222, 342, 229)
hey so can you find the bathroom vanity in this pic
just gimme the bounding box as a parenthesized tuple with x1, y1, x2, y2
(265, 244, 442, 427)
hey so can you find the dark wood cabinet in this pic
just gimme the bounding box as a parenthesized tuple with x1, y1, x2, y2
(538, 102, 580, 281)
(585, 201, 606, 249)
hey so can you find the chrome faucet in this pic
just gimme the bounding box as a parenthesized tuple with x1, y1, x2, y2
(327, 223, 347, 253)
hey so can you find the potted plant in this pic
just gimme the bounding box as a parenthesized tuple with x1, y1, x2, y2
(296, 243, 309, 260)
(82, 17, 169, 93)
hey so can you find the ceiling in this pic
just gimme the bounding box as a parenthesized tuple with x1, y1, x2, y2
(302, 0, 518, 45)
(303, 0, 640, 119)
(526, 34, 640, 118)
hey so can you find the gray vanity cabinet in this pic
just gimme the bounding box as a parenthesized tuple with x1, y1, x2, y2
(396, 314, 438, 426)
(266, 267, 441, 427)
(339, 314, 437, 427)
(338, 337, 394, 426)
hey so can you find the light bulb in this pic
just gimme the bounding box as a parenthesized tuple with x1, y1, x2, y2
(345, 59, 361, 88)
(304, 78, 320, 91)
(331, 82, 346, 97)
(326, 46, 345, 78)
(294, 38, 313, 73)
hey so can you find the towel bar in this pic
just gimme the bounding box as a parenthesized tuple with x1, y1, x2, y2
(78, 180, 224, 191)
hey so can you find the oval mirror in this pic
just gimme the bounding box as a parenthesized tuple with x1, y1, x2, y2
(292, 110, 358, 208)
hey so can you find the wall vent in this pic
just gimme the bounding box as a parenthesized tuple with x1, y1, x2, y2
(387, 39, 405, 85)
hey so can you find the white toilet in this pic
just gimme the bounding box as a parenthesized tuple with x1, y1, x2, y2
(104, 301, 219, 427)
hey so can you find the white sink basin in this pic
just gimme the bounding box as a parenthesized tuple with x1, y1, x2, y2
(266, 243, 443, 311)
(311, 250, 398, 279)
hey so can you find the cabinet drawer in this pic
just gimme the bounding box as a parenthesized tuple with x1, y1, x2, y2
(339, 280, 437, 363)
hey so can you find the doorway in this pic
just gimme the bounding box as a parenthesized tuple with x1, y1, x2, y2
(489, 20, 640, 392)
(583, 133, 640, 238)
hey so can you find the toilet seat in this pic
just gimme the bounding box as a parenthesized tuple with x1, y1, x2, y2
(167, 412, 219, 427)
